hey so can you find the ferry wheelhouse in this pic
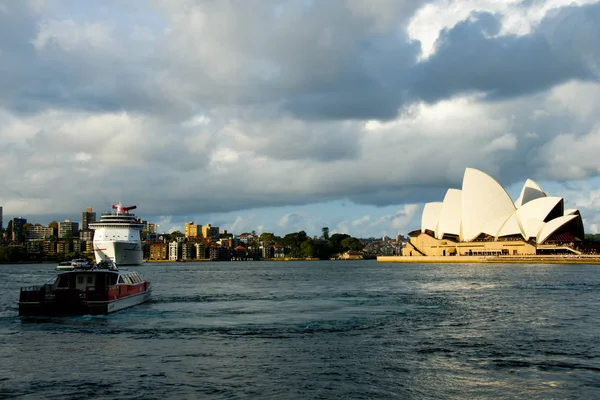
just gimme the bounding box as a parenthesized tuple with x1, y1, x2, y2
(18, 260, 151, 316)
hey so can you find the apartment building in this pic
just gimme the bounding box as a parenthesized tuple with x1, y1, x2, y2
(181, 242, 194, 260)
(168, 241, 180, 261)
(26, 224, 54, 240)
(202, 224, 219, 240)
(58, 219, 79, 238)
(184, 222, 201, 238)
(150, 243, 167, 260)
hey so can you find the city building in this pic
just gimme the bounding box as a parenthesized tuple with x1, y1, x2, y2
(80, 207, 96, 243)
(262, 244, 285, 259)
(403, 168, 585, 257)
(26, 224, 54, 240)
(56, 241, 70, 254)
(237, 233, 259, 245)
(202, 224, 219, 240)
(0, 205, 3, 230)
(181, 242, 194, 260)
(141, 221, 157, 234)
(43, 240, 56, 254)
(58, 219, 79, 238)
(150, 243, 167, 260)
(26, 241, 42, 253)
(209, 245, 231, 261)
(12, 217, 27, 242)
(81, 207, 96, 231)
(184, 222, 201, 238)
(169, 241, 180, 261)
(194, 243, 209, 259)
(80, 229, 94, 241)
(72, 238, 82, 253)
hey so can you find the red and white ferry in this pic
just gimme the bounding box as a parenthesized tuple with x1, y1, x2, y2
(18, 259, 151, 316)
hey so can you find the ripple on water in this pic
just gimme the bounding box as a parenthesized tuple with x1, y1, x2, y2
(1, 261, 599, 399)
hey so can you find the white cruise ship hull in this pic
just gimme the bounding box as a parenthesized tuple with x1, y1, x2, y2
(94, 240, 143, 266)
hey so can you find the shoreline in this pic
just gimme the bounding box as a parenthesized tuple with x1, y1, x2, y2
(143, 258, 322, 263)
(377, 255, 600, 264)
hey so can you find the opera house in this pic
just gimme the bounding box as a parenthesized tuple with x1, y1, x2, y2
(403, 168, 585, 257)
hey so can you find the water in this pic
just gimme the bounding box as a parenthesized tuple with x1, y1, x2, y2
(1, 261, 600, 399)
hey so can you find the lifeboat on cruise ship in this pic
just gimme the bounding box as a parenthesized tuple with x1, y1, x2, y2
(18, 259, 151, 316)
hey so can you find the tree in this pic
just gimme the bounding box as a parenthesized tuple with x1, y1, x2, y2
(341, 237, 364, 251)
(301, 239, 315, 258)
(48, 221, 58, 238)
(0, 245, 22, 263)
(282, 231, 308, 257)
(169, 231, 184, 241)
(259, 232, 277, 243)
(321, 227, 330, 240)
(22, 223, 32, 240)
(328, 233, 351, 254)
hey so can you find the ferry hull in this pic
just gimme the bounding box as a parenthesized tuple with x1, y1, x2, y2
(18, 288, 152, 316)
(87, 290, 152, 315)
(94, 241, 143, 265)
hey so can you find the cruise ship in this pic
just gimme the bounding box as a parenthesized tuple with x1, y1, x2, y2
(89, 204, 144, 265)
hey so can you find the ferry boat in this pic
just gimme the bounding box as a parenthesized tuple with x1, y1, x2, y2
(56, 258, 93, 271)
(18, 259, 151, 316)
(89, 203, 144, 265)
(56, 261, 74, 271)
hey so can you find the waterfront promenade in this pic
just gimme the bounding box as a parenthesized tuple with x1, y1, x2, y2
(378, 255, 600, 264)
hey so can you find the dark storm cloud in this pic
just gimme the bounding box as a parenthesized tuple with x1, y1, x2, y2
(281, 35, 420, 120)
(413, 4, 600, 104)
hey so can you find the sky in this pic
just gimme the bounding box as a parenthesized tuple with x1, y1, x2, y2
(1, 0, 600, 238)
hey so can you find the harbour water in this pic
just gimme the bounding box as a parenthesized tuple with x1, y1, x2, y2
(1, 261, 599, 399)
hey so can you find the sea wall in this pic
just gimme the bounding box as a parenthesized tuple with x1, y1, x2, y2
(377, 255, 600, 264)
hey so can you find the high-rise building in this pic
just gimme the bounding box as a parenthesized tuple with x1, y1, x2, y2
(58, 219, 79, 238)
(202, 224, 219, 240)
(81, 207, 96, 231)
(12, 217, 27, 242)
(0, 205, 3, 230)
(184, 222, 201, 238)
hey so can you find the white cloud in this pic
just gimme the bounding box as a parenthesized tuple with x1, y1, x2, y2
(32, 19, 116, 51)
(408, 0, 599, 60)
(75, 152, 92, 162)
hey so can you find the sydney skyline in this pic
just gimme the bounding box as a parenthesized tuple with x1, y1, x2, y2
(1, 0, 600, 238)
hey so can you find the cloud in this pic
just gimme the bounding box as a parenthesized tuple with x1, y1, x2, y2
(1, 0, 600, 239)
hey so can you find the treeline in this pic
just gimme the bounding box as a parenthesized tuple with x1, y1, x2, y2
(258, 230, 364, 259)
(0, 246, 82, 264)
(585, 234, 600, 242)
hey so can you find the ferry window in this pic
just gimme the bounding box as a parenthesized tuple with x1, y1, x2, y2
(118, 276, 125, 284)
(78, 277, 84, 284)
(57, 276, 69, 287)
(87, 276, 93, 284)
